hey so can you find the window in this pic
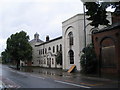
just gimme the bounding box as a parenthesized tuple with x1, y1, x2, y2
(53, 46, 55, 53)
(48, 47, 51, 50)
(41, 49, 42, 54)
(39, 60, 40, 64)
(68, 32, 73, 45)
(60, 44, 62, 51)
(45, 48, 47, 54)
(47, 58, 49, 65)
(41, 60, 43, 64)
(39, 50, 40, 55)
(52, 58, 54, 64)
(43, 49, 44, 54)
(44, 59, 46, 64)
(56, 45, 59, 52)
(68, 50, 74, 64)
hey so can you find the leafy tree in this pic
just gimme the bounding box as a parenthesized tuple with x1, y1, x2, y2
(80, 44, 97, 74)
(56, 51, 62, 65)
(6, 31, 32, 69)
(84, 2, 120, 27)
(1, 50, 10, 63)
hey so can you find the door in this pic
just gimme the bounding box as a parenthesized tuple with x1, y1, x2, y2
(100, 38, 117, 77)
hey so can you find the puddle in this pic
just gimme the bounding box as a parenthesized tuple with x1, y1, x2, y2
(20, 67, 65, 77)
(19, 67, 81, 79)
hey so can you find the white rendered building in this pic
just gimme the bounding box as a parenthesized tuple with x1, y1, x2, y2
(21, 13, 112, 71)
(62, 13, 111, 71)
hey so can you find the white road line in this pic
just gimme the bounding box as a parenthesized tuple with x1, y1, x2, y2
(30, 75, 45, 80)
(4, 78, 21, 88)
(54, 80, 91, 88)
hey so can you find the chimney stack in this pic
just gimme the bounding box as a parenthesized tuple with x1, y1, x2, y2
(46, 35, 49, 42)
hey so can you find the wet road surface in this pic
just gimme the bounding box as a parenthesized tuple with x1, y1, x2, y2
(1, 64, 91, 88)
(1, 64, 119, 88)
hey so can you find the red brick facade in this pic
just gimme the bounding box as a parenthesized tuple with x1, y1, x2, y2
(93, 28, 120, 77)
(92, 14, 120, 77)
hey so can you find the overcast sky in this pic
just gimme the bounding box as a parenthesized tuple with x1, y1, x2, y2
(0, 0, 84, 54)
(0, 0, 116, 54)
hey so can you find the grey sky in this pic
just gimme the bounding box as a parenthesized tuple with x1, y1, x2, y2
(0, 0, 84, 54)
(0, 0, 115, 54)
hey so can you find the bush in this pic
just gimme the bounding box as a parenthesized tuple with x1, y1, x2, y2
(80, 44, 98, 74)
(56, 51, 62, 65)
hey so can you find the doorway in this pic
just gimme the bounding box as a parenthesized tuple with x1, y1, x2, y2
(100, 38, 117, 78)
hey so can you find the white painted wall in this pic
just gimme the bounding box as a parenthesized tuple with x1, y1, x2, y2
(62, 12, 112, 71)
(23, 12, 112, 71)
(34, 37, 62, 68)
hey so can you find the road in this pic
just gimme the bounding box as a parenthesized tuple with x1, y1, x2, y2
(1, 64, 91, 88)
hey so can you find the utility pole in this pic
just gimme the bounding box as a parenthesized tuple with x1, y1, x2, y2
(83, 3, 86, 48)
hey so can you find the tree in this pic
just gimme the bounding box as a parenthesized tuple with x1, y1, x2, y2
(6, 31, 32, 69)
(84, 2, 120, 27)
(80, 44, 98, 74)
(1, 49, 10, 63)
(56, 51, 62, 65)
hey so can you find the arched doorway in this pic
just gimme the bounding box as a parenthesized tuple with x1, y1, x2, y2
(100, 38, 117, 77)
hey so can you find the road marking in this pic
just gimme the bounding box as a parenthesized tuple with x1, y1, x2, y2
(2, 77, 21, 88)
(30, 75, 45, 80)
(54, 80, 91, 88)
(79, 82, 103, 86)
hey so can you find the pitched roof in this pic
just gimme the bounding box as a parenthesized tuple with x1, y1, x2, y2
(35, 36, 62, 47)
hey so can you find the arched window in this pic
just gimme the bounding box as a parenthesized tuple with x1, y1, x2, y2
(68, 32, 73, 45)
(45, 48, 47, 54)
(68, 50, 74, 64)
(56, 45, 59, 52)
(60, 44, 62, 51)
(52, 58, 54, 64)
(53, 46, 55, 53)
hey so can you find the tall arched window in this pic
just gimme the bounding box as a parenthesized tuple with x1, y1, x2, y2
(56, 45, 59, 52)
(68, 32, 73, 45)
(60, 44, 62, 51)
(53, 46, 55, 53)
(45, 48, 47, 54)
(68, 50, 74, 64)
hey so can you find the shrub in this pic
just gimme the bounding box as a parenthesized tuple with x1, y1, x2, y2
(56, 51, 62, 65)
(80, 44, 98, 74)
